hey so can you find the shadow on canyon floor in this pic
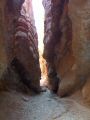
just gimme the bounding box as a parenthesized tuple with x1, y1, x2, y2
(0, 88, 90, 120)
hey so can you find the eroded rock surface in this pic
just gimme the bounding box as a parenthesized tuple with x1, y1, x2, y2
(68, 0, 90, 99)
(43, 0, 90, 97)
(43, 0, 74, 94)
(0, 0, 41, 92)
(82, 77, 90, 104)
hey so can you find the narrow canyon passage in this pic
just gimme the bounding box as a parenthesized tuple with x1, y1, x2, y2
(0, 0, 90, 120)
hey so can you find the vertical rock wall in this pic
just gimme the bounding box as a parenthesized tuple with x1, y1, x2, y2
(0, 1, 9, 89)
(0, 1, 7, 79)
(69, 0, 90, 101)
(0, 0, 41, 92)
(43, 0, 74, 93)
(43, 0, 90, 98)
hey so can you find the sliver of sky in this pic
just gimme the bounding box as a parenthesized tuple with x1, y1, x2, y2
(32, 0, 45, 52)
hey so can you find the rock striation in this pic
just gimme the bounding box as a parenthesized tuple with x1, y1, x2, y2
(0, 0, 90, 101)
(0, 0, 41, 92)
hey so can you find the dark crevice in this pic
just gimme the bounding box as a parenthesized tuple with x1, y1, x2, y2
(10, 58, 41, 93)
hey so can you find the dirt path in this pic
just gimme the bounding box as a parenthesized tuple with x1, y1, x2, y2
(0, 90, 90, 120)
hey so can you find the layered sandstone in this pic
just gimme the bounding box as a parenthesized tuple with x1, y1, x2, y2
(0, 0, 41, 92)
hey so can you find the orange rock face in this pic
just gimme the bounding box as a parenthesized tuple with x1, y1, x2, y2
(69, 0, 90, 100)
(43, 0, 90, 97)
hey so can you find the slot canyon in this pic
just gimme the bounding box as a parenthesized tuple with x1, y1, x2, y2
(0, 0, 90, 119)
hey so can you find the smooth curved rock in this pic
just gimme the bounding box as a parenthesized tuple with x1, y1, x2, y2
(82, 78, 90, 104)
(43, 0, 90, 97)
(69, 0, 90, 77)
(43, 0, 74, 93)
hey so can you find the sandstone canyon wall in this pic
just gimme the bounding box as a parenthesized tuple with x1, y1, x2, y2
(43, 0, 74, 93)
(0, 0, 90, 101)
(43, 0, 90, 100)
(0, 0, 41, 92)
(69, 0, 90, 103)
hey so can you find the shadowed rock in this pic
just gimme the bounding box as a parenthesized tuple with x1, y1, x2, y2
(0, 0, 41, 93)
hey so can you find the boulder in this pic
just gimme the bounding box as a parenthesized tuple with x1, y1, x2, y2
(82, 78, 90, 104)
